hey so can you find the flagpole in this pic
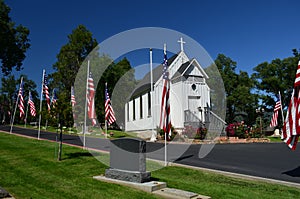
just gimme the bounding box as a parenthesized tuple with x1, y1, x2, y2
(279, 91, 284, 126)
(105, 82, 108, 139)
(105, 120, 107, 139)
(24, 91, 30, 128)
(10, 76, 23, 134)
(149, 48, 156, 142)
(84, 60, 90, 148)
(38, 69, 45, 140)
(164, 44, 167, 167)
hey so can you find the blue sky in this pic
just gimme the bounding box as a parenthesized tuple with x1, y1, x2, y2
(5, 0, 300, 92)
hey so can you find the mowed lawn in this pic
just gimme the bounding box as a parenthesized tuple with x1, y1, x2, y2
(0, 132, 300, 199)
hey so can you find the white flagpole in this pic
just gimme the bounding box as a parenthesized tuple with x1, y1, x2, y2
(83, 60, 90, 148)
(279, 91, 284, 126)
(164, 44, 167, 167)
(10, 76, 23, 134)
(38, 69, 45, 140)
(105, 82, 108, 139)
(24, 91, 30, 128)
(105, 120, 107, 139)
(149, 48, 156, 142)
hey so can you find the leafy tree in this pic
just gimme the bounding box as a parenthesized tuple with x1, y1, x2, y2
(0, 75, 38, 124)
(96, 58, 136, 129)
(51, 24, 98, 92)
(204, 62, 226, 120)
(0, 0, 30, 75)
(252, 50, 300, 109)
(215, 54, 257, 124)
(50, 25, 99, 126)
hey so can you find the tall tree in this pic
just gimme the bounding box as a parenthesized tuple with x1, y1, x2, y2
(0, 75, 38, 123)
(252, 50, 299, 109)
(50, 25, 99, 126)
(0, 0, 30, 75)
(215, 54, 257, 124)
(96, 58, 136, 129)
(51, 24, 98, 92)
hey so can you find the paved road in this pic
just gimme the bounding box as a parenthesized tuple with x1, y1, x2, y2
(2, 125, 300, 185)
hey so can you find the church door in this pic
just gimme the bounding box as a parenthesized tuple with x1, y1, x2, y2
(188, 96, 200, 117)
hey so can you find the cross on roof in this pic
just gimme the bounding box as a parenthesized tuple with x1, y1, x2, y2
(177, 37, 186, 52)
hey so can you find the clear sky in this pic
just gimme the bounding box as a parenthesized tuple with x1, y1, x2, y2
(5, 0, 300, 92)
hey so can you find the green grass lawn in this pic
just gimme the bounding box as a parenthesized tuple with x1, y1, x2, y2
(267, 136, 282, 142)
(0, 132, 299, 199)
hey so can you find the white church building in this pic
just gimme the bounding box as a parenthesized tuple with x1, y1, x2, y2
(125, 38, 212, 133)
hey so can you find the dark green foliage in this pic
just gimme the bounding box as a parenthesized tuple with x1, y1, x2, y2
(215, 54, 257, 124)
(51, 24, 98, 92)
(96, 58, 136, 129)
(252, 50, 300, 110)
(0, 75, 38, 124)
(0, 0, 30, 75)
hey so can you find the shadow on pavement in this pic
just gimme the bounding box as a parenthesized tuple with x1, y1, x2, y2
(282, 166, 300, 177)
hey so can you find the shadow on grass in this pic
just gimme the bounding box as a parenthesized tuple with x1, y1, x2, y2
(282, 166, 300, 177)
(64, 152, 100, 160)
(150, 176, 160, 181)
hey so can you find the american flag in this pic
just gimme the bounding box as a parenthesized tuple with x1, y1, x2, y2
(105, 83, 116, 125)
(18, 79, 25, 118)
(51, 89, 58, 106)
(71, 86, 76, 119)
(28, 92, 36, 117)
(87, 72, 96, 126)
(282, 60, 300, 150)
(43, 72, 50, 111)
(159, 46, 171, 139)
(270, 95, 282, 127)
(71, 86, 76, 107)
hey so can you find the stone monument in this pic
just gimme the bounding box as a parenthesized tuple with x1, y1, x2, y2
(105, 138, 151, 183)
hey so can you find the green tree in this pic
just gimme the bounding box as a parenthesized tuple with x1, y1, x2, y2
(51, 24, 98, 92)
(215, 54, 257, 124)
(50, 25, 99, 126)
(0, 0, 30, 75)
(0, 75, 38, 124)
(96, 58, 136, 129)
(252, 50, 300, 109)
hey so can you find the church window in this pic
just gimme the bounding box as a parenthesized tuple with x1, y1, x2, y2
(133, 99, 136, 120)
(191, 84, 196, 90)
(140, 95, 143, 119)
(148, 92, 151, 116)
(127, 102, 129, 121)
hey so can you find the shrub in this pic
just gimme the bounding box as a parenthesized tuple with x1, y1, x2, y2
(182, 126, 207, 140)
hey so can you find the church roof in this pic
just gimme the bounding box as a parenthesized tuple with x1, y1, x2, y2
(129, 53, 178, 99)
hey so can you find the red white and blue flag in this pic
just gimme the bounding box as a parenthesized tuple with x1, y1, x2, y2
(87, 72, 96, 126)
(159, 46, 171, 139)
(51, 89, 58, 107)
(28, 92, 36, 117)
(43, 72, 50, 111)
(71, 86, 76, 107)
(71, 86, 76, 119)
(282, 60, 300, 150)
(270, 95, 282, 127)
(105, 83, 116, 125)
(18, 79, 25, 118)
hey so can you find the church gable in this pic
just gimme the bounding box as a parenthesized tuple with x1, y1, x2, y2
(183, 59, 209, 79)
(172, 58, 209, 80)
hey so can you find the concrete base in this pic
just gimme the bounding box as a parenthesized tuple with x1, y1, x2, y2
(105, 168, 151, 183)
(93, 175, 166, 192)
(93, 175, 211, 199)
(153, 188, 211, 199)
